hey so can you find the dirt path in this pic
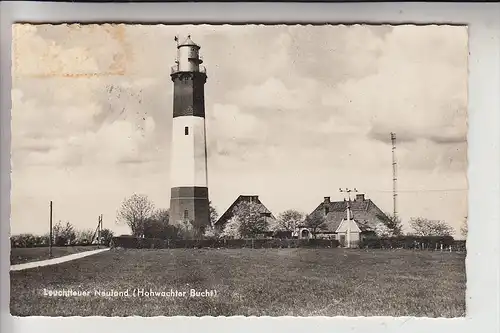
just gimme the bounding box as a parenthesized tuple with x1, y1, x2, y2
(10, 248, 110, 271)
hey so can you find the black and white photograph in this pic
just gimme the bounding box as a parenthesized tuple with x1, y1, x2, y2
(9, 23, 468, 317)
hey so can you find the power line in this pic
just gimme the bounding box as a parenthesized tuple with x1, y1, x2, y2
(364, 189, 467, 193)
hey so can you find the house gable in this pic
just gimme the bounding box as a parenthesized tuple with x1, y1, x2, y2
(309, 195, 389, 232)
(214, 195, 275, 230)
(336, 219, 361, 233)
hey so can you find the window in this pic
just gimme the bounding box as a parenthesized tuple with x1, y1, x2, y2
(184, 210, 189, 220)
(184, 126, 189, 135)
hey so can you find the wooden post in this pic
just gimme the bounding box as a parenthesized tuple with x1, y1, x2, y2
(49, 201, 53, 258)
(100, 214, 103, 246)
(97, 215, 101, 249)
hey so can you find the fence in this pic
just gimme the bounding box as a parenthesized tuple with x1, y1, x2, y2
(110, 236, 340, 249)
(359, 236, 466, 252)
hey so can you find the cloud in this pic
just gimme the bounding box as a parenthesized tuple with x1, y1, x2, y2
(11, 23, 170, 171)
(286, 25, 390, 84)
(206, 103, 267, 166)
(12, 81, 160, 169)
(208, 104, 261, 139)
(213, 25, 467, 174)
(227, 77, 319, 111)
(10, 24, 468, 237)
(318, 25, 468, 172)
(64, 118, 157, 166)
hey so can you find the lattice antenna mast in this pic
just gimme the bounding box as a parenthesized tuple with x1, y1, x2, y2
(391, 132, 398, 219)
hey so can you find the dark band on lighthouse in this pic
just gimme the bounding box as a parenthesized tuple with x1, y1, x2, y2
(171, 72, 207, 118)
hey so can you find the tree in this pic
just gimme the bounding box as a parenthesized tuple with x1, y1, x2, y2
(52, 221, 76, 246)
(153, 208, 170, 225)
(204, 202, 220, 239)
(99, 228, 114, 246)
(174, 219, 199, 240)
(220, 201, 269, 239)
(372, 223, 392, 238)
(303, 211, 327, 238)
(203, 226, 220, 239)
(376, 213, 403, 237)
(235, 201, 269, 238)
(220, 216, 241, 239)
(116, 194, 155, 237)
(460, 216, 468, 238)
(209, 201, 219, 226)
(75, 229, 95, 245)
(409, 217, 455, 237)
(143, 208, 178, 240)
(274, 209, 304, 234)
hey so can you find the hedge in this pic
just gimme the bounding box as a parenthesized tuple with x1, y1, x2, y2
(10, 242, 100, 248)
(110, 236, 340, 249)
(10, 233, 107, 248)
(10, 234, 50, 248)
(359, 236, 466, 251)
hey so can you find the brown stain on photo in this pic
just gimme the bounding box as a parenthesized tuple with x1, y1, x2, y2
(104, 24, 130, 76)
(12, 23, 130, 79)
(11, 24, 21, 78)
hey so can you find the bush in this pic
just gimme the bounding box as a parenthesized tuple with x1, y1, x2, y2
(451, 240, 466, 252)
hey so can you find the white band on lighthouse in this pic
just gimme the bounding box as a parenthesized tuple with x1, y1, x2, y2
(170, 116, 208, 188)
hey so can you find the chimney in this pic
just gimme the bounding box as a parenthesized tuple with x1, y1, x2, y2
(323, 197, 330, 215)
(356, 193, 365, 201)
(247, 195, 258, 203)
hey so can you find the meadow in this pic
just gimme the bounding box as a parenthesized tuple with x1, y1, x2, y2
(10, 248, 466, 317)
(10, 246, 101, 265)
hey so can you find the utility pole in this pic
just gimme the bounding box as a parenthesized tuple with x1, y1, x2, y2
(391, 132, 398, 219)
(97, 215, 102, 248)
(49, 201, 53, 258)
(339, 188, 358, 248)
(100, 214, 103, 246)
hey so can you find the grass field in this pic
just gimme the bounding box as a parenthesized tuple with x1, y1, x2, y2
(10, 248, 466, 317)
(10, 246, 101, 265)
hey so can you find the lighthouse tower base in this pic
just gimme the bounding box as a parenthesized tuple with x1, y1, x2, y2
(170, 187, 210, 231)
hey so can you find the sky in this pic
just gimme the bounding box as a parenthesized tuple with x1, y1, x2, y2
(10, 24, 468, 237)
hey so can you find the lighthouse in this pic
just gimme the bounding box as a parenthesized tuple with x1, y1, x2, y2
(169, 35, 210, 230)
